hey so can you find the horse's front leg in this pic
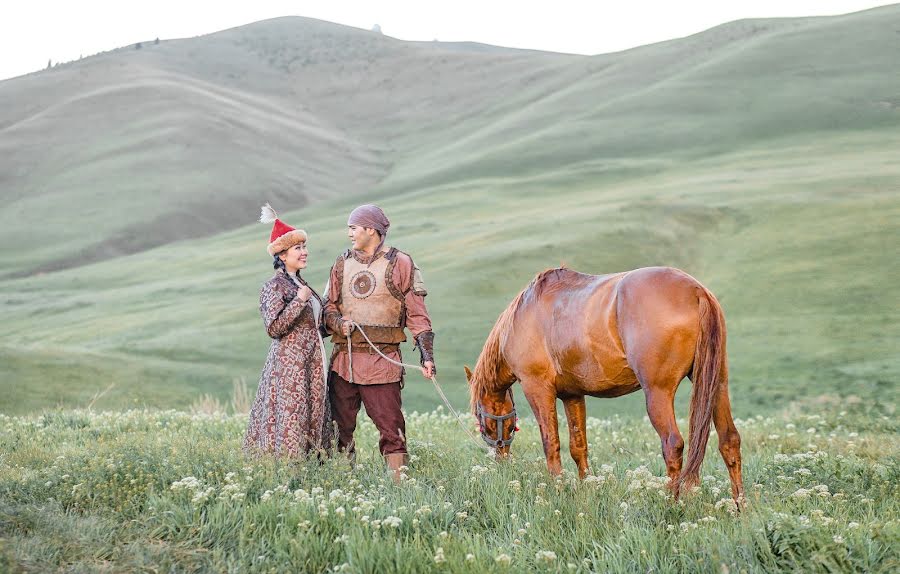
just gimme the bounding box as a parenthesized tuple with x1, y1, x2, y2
(562, 395, 589, 478)
(523, 384, 562, 475)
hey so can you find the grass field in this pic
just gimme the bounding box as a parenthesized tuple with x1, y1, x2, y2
(0, 401, 896, 572)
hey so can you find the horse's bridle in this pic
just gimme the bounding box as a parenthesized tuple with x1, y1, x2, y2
(476, 389, 517, 448)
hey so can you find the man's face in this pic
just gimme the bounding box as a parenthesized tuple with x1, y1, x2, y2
(348, 225, 378, 251)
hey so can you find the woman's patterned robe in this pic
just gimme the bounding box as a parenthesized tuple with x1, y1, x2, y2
(243, 269, 332, 457)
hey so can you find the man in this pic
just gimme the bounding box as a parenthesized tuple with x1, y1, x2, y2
(324, 204, 435, 481)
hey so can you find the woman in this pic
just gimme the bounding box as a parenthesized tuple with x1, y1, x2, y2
(243, 204, 332, 458)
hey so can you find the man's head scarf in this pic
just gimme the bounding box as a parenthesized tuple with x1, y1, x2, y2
(348, 204, 390, 236)
(348, 205, 390, 253)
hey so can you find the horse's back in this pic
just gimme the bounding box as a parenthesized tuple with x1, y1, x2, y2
(506, 268, 632, 395)
(616, 267, 707, 384)
(507, 266, 709, 394)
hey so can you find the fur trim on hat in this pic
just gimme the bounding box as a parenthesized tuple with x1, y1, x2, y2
(267, 229, 308, 255)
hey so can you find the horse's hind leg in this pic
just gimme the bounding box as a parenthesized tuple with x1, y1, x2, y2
(644, 386, 685, 497)
(561, 395, 589, 478)
(712, 384, 744, 503)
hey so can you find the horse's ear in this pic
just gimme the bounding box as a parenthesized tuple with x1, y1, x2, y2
(463, 365, 473, 382)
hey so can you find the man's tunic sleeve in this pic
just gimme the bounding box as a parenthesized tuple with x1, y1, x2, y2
(392, 254, 432, 337)
(323, 257, 344, 335)
(392, 253, 434, 367)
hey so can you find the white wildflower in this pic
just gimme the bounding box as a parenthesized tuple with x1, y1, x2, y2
(191, 487, 215, 504)
(791, 488, 811, 500)
(495, 553, 512, 566)
(715, 498, 739, 515)
(535, 550, 557, 563)
(433, 547, 446, 564)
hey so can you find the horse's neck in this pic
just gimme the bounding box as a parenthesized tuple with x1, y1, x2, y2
(492, 356, 516, 390)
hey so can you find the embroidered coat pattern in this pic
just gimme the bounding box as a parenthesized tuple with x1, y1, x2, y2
(243, 270, 332, 457)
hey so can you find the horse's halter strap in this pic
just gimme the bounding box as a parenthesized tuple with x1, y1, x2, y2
(476, 389, 517, 448)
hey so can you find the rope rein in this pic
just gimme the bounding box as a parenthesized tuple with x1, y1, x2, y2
(346, 321, 490, 451)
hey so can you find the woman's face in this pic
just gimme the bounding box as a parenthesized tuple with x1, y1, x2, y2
(279, 242, 308, 272)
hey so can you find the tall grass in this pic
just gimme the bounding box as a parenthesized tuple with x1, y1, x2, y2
(1, 401, 896, 572)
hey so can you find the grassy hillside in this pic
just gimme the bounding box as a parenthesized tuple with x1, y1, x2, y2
(0, 6, 898, 416)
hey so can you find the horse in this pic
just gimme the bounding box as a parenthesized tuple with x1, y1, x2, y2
(465, 266, 743, 502)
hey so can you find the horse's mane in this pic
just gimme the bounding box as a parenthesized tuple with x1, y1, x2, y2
(469, 267, 571, 412)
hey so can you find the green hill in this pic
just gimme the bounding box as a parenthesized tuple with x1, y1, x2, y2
(0, 6, 898, 416)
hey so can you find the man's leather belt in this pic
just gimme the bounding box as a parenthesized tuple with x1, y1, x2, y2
(333, 342, 401, 355)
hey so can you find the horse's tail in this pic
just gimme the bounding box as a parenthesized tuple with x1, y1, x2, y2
(678, 287, 727, 492)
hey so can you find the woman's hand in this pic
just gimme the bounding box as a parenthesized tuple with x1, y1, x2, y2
(341, 317, 354, 336)
(296, 284, 312, 303)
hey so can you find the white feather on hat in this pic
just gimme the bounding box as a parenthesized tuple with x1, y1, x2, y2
(260, 203, 278, 224)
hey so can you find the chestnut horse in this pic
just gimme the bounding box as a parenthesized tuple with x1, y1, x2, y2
(466, 266, 743, 502)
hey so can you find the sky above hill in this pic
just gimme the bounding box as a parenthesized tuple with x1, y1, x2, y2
(0, 0, 891, 81)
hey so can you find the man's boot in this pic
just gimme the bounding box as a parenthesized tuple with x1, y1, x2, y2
(384, 453, 409, 484)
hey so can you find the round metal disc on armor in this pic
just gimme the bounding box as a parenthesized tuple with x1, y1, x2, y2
(350, 270, 377, 299)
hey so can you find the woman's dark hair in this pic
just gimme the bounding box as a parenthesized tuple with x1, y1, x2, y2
(273, 253, 286, 271)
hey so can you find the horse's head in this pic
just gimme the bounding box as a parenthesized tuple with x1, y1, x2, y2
(465, 365, 517, 458)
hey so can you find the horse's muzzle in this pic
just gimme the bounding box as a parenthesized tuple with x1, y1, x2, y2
(476, 401, 517, 448)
